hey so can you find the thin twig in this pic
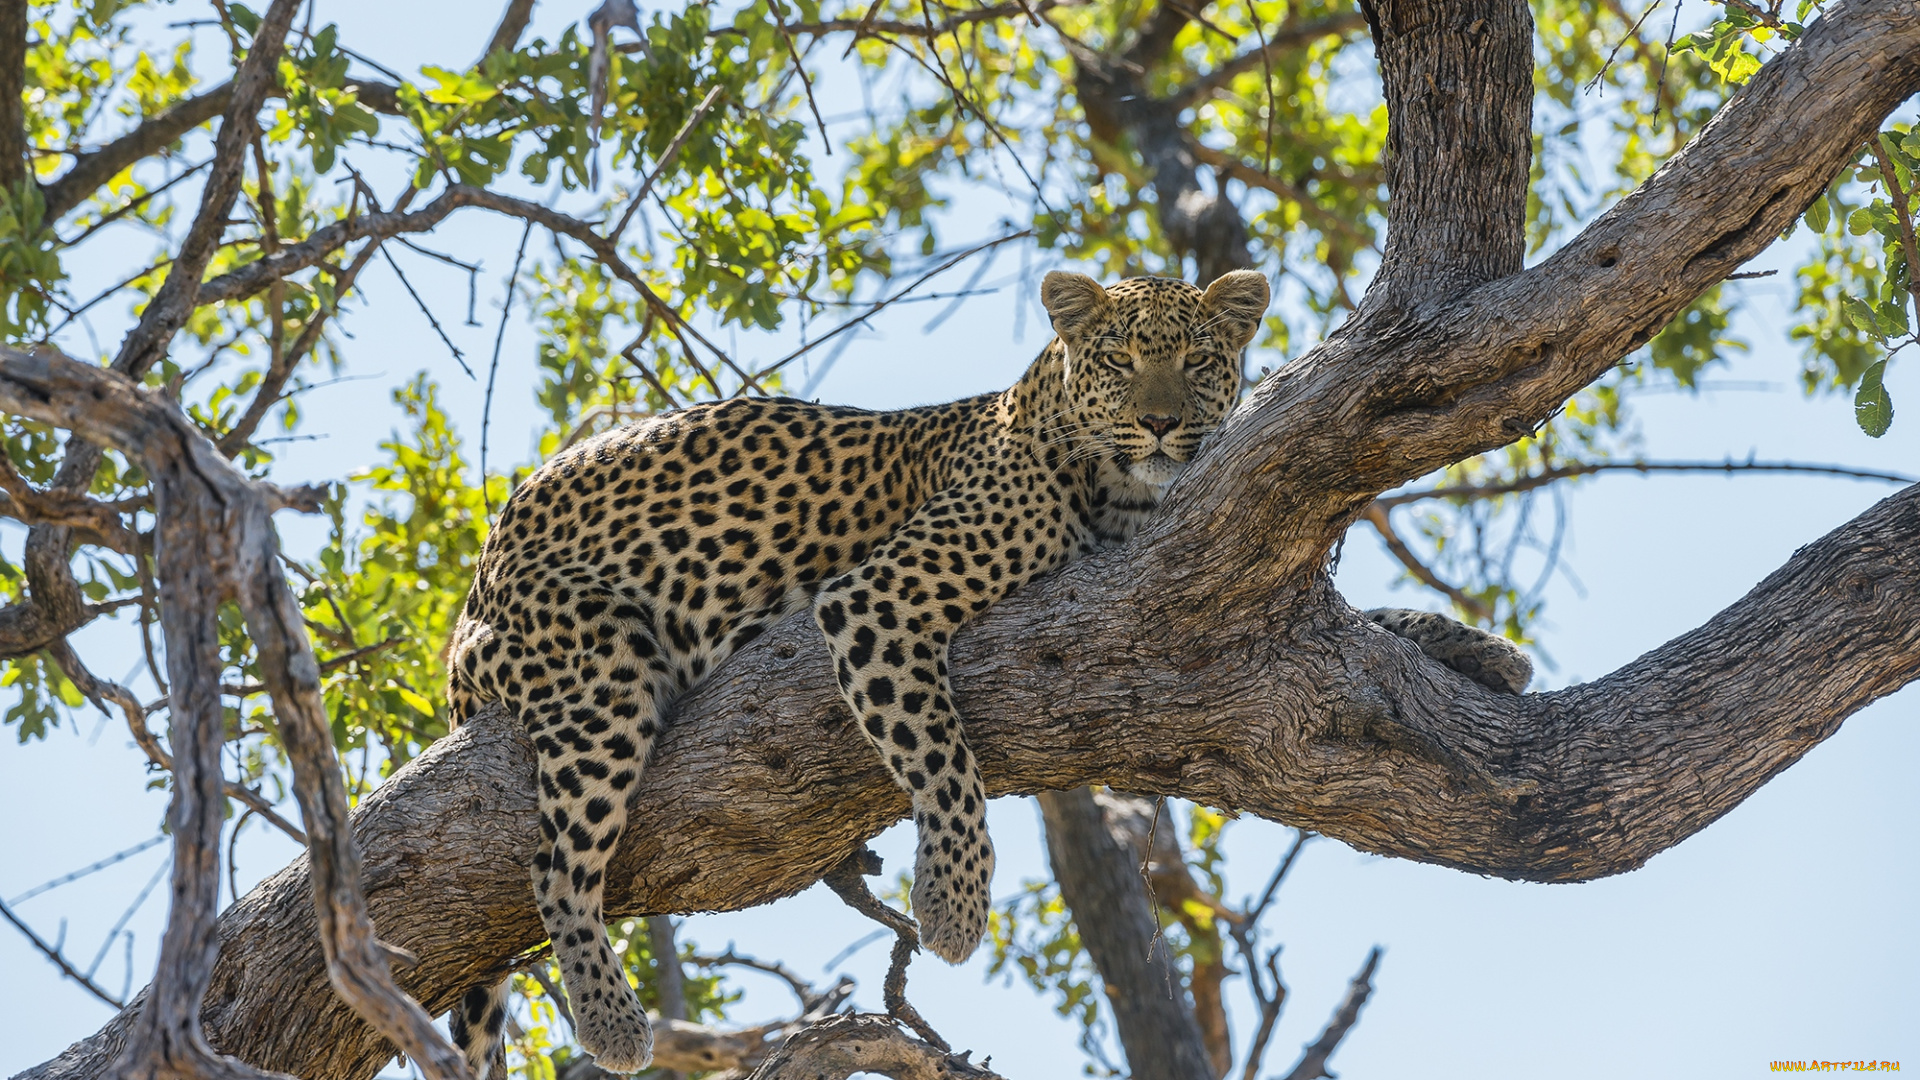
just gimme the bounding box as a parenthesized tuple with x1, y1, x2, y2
(482, 220, 534, 516)
(608, 85, 726, 243)
(1373, 458, 1919, 510)
(759, 229, 1033, 379)
(0, 898, 126, 1009)
(7, 835, 168, 905)
(1362, 503, 1494, 622)
(1866, 134, 1920, 316)
(770, 0, 832, 155)
(381, 246, 475, 378)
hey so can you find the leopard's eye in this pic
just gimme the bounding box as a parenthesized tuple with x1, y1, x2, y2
(1184, 336, 1216, 368)
(1098, 335, 1134, 372)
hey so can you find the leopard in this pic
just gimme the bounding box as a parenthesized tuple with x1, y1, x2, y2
(440, 269, 1531, 1076)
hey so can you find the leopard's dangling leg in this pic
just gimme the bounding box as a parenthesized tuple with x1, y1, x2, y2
(1366, 608, 1533, 694)
(448, 978, 509, 1080)
(451, 597, 666, 1074)
(813, 484, 1072, 962)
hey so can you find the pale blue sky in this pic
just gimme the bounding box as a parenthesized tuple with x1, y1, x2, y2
(1, 3, 1914, 1078)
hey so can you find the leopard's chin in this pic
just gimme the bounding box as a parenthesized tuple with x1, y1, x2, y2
(1127, 452, 1186, 488)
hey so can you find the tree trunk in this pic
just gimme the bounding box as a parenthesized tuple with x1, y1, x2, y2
(1039, 789, 1214, 1080)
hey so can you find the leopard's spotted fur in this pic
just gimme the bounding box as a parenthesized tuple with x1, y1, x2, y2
(441, 270, 1529, 1075)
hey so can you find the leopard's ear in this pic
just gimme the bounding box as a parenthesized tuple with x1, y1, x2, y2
(1202, 270, 1270, 351)
(1041, 271, 1113, 344)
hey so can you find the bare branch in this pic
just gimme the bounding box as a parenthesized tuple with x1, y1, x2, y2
(0, 344, 464, 1080)
(482, 0, 538, 61)
(0, 897, 126, 1010)
(216, 186, 418, 456)
(1361, 503, 1495, 622)
(110, 0, 301, 379)
(1276, 947, 1381, 1080)
(749, 1, 1061, 40)
(1375, 459, 1919, 509)
(747, 1015, 1008, 1080)
(759, 230, 1034, 380)
(0, 453, 139, 547)
(1168, 13, 1370, 108)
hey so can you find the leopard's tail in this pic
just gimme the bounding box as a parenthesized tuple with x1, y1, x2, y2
(448, 978, 510, 1080)
(1365, 607, 1533, 694)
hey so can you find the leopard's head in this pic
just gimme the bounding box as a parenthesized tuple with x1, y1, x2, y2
(1041, 270, 1270, 488)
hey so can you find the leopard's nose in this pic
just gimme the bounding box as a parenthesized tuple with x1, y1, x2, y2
(1139, 414, 1179, 437)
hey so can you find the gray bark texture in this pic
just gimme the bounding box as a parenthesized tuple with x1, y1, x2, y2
(1039, 789, 1215, 1080)
(12, 1, 1920, 1079)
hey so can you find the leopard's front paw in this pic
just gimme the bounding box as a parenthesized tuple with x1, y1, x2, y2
(573, 983, 654, 1074)
(910, 831, 996, 964)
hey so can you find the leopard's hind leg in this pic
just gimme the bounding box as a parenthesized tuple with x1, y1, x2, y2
(448, 978, 509, 1080)
(1366, 608, 1533, 694)
(453, 594, 667, 1074)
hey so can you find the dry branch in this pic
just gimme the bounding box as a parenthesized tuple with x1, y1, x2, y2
(0, 343, 464, 1080)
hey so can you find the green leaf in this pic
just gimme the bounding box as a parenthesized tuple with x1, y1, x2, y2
(1843, 296, 1884, 338)
(1847, 207, 1875, 235)
(395, 686, 436, 716)
(1804, 194, 1830, 234)
(1855, 360, 1894, 437)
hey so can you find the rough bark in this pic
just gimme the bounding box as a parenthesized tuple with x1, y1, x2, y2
(1038, 789, 1214, 1080)
(1361, 0, 1533, 306)
(1, 0, 26, 195)
(13, 3, 1920, 1080)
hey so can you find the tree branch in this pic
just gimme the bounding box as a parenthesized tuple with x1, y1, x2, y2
(0, 344, 464, 1080)
(768, 1, 1061, 39)
(1160, 0, 1920, 581)
(0, 897, 128, 1010)
(1038, 789, 1213, 1080)
(1168, 12, 1370, 108)
(1362, 0, 1533, 306)
(1, 0, 27, 195)
(482, 0, 538, 61)
(746, 1015, 1007, 1080)
(1062, 2, 1254, 281)
(37, 79, 404, 226)
(1276, 947, 1379, 1080)
(1361, 503, 1494, 621)
(1374, 459, 1919, 508)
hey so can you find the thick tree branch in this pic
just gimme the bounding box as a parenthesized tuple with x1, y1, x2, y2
(20, 469, 1919, 1080)
(1362, 0, 1533, 305)
(1162, 0, 1920, 579)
